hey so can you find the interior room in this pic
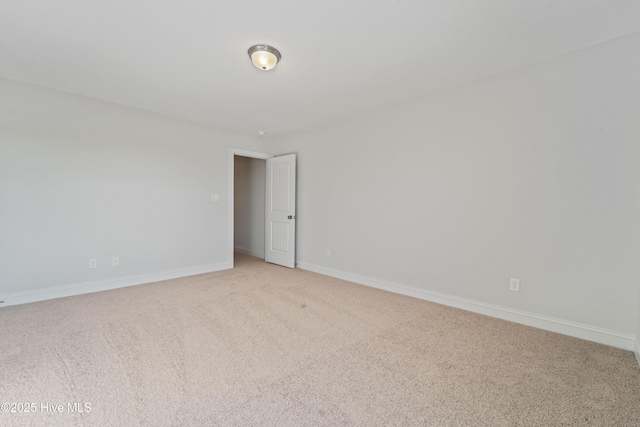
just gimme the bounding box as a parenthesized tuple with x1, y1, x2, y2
(1, 1, 639, 425)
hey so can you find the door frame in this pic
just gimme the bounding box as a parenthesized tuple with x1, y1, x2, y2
(228, 148, 273, 267)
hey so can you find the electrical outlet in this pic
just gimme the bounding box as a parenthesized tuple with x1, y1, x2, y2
(510, 278, 520, 292)
(89, 259, 97, 269)
(325, 249, 331, 257)
(111, 256, 119, 267)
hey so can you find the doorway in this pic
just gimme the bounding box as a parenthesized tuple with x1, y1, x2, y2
(233, 155, 266, 259)
(228, 148, 272, 266)
(228, 148, 297, 268)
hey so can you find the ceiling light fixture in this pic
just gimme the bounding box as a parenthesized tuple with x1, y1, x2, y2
(248, 45, 281, 71)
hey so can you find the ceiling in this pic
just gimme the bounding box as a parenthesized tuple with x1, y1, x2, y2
(2, 1, 640, 137)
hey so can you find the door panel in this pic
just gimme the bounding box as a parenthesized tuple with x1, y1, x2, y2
(270, 222, 290, 252)
(265, 154, 296, 268)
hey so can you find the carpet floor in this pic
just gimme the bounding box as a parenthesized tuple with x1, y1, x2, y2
(1, 253, 639, 426)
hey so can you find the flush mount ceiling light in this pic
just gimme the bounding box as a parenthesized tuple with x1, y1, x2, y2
(248, 45, 281, 71)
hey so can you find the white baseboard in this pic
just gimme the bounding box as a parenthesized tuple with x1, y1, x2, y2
(0, 261, 232, 307)
(296, 261, 636, 351)
(234, 246, 265, 259)
(635, 339, 640, 368)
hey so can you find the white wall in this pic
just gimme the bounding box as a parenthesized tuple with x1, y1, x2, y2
(0, 77, 266, 301)
(234, 156, 266, 258)
(272, 32, 640, 339)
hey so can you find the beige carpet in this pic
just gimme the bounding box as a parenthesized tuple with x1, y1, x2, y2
(1, 253, 639, 426)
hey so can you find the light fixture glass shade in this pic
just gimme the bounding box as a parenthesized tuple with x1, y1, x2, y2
(248, 45, 281, 71)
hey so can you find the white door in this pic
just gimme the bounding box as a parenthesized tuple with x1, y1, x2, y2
(265, 154, 296, 268)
